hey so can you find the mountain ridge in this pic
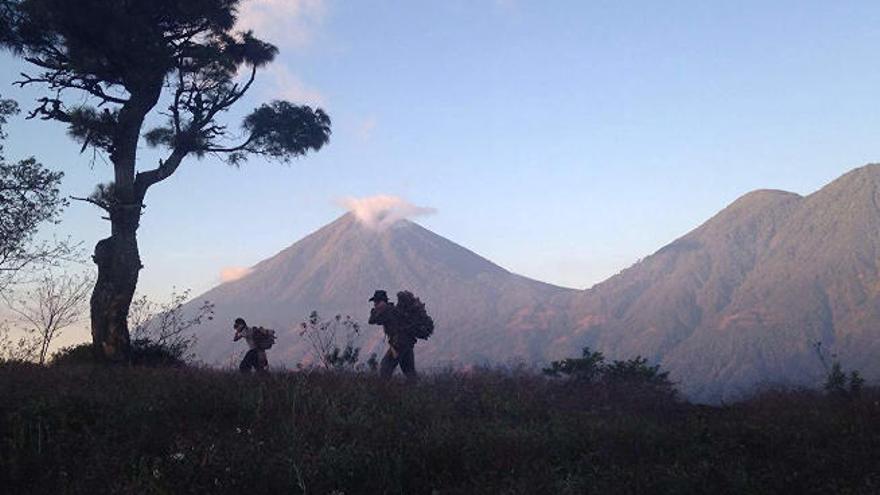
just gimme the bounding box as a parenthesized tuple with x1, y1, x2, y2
(569, 163, 880, 400)
(186, 164, 880, 401)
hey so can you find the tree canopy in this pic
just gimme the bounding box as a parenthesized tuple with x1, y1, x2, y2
(0, 95, 67, 290)
(0, 0, 332, 360)
(0, 0, 331, 203)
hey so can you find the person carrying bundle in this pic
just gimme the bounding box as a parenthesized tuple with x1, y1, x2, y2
(233, 317, 276, 373)
(367, 289, 433, 380)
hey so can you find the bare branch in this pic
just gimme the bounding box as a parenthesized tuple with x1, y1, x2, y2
(3, 271, 93, 365)
(70, 195, 111, 212)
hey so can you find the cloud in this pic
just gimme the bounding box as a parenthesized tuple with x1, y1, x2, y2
(220, 266, 252, 283)
(262, 65, 326, 106)
(236, 0, 327, 49)
(338, 195, 436, 230)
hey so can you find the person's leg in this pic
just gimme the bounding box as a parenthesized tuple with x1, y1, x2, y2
(257, 350, 268, 373)
(239, 349, 257, 372)
(379, 347, 399, 379)
(398, 346, 417, 380)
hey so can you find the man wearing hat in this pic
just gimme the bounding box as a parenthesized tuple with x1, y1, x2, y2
(368, 289, 417, 379)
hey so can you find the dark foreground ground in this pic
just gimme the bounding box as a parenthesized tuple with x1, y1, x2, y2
(1, 364, 878, 494)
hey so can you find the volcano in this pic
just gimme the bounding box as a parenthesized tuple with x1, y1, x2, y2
(190, 213, 576, 368)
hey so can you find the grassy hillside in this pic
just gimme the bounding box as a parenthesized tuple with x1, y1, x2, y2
(1, 364, 878, 494)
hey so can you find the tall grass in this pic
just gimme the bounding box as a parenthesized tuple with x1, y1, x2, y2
(1, 363, 878, 494)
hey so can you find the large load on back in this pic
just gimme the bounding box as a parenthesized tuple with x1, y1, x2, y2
(396, 290, 434, 340)
(252, 326, 277, 350)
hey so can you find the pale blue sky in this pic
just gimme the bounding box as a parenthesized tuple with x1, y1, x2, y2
(2, 0, 880, 304)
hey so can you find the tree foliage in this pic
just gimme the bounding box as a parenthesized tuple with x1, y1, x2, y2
(0, 0, 331, 359)
(0, 95, 69, 291)
(1, 0, 331, 187)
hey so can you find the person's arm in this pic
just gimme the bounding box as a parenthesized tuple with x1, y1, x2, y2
(369, 306, 386, 325)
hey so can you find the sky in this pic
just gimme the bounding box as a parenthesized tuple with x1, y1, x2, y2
(2, 0, 880, 324)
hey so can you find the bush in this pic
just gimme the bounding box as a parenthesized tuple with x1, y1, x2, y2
(129, 338, 187, 367)
(824, 362, 865, 399)
(299, 311, 362, 370)
(604, 355, 671, 386)
(544, 347, 676, 396)
(324, 343, 360, 370)
(50, 343, 94, 366)
(815, 341, 865, 399)
(50, 340, 186, 368)
(542, 347, 605, 381)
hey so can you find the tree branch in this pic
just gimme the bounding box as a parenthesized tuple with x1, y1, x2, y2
(70, 195, 111, 212)
(134, 147, 189, 197)
(16, 70, 129, 105)
(25, 97, 71, 122)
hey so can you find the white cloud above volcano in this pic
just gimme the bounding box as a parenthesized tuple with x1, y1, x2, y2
(338, 195, 436, 230)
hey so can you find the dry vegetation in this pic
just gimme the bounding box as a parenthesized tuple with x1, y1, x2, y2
(1, 363, 878, 494)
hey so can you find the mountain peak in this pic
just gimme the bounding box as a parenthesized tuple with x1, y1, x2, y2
(189, 209, 576, 368)
(339, 195, 436, 231)
(837, 162, 880, 181)
(729, 189, 802, 207)
(703, 189, 803, 225)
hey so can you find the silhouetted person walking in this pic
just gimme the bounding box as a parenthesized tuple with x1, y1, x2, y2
(233, 317, 268, 373)
(368, 290, 417, 380)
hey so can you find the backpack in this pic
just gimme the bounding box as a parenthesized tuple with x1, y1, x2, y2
(396, 291, 434, 340)
(252, 326, 277, 350)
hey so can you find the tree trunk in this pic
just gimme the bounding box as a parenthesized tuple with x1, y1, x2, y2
(90, 207, 142, 362)
(88, 80, 161, 362)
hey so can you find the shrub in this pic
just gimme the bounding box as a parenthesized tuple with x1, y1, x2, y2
(325, 343, 360, 369)
(542, 347, 605, 381)
(129, 338, 187, 367)
(49, 343, 94, 366)
(815, 341, 864, 399)
(50, 340, 187, 368)
(544, 347, 676, 395)
(299, 311, 362, 370)
(603, 355, 671, 386)
(823, 362, 865, 399)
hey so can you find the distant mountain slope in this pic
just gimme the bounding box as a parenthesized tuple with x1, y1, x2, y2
(190, 213, 576, 367)
(187, 165, 880, 402)
(570, 165, 880, 401)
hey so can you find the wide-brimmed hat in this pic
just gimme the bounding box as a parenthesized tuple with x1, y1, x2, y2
(368, 290, 389, 302)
